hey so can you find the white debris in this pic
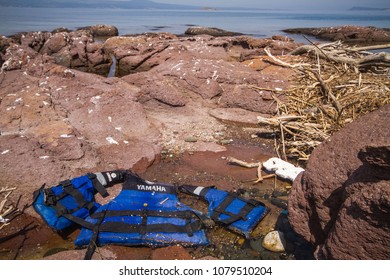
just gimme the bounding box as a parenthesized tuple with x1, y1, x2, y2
(88, 109, 94, 114)
(0, 216, 10, 223)
(90, 95, 101, 104)
(42, 101, 50, 106)
(262, 157, 305, 182)
(64, 69, 75, 76)
(60, 134, 73, 138)
(274, 87, 283, 91)
(170, 62, 184, 71)
(108, 116, 112, 123)
(115, 127, 122, 131)
(106, 136, 119, 145)
(211, 70, 218, 80)
(123, 140, 129, 144)
(15, 98, 23, 103)
(39, 156, 50, 159)
(1, 150, 10, 155)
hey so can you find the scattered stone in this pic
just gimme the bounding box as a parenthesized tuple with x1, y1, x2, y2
(185, 26, 243, 37)
(77, 24, 119, 37)
(219, 139, 232, 145)
(270, 198, 287, 210)
(43, 248, 116, 260)
(184, 136, 198, 143)
(262, 231, 286, 253)
(283, 25, 390, 43)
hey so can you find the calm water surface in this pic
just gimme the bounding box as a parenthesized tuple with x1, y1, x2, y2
(0, 7, 389, 40)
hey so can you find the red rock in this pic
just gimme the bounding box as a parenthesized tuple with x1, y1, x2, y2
(0, 29, 299, 251)
(288, 104, 390, 259)
(77, 24, 119, 37)
(283, 25, 390, 43)
(43, 248, 116, 260)
(151, 245, 192, 260)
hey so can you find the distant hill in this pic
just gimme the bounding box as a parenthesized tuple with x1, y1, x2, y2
(0, 0, 202, 10)
(350, 6, 389, 11)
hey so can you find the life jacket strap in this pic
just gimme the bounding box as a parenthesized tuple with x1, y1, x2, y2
(212, 193, 262, 225)
(87, 173, 109, 198)
(43, 180, 96, 217)
(88, 209, 203, 236)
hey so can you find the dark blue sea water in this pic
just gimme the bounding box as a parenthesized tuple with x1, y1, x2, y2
(0, 7, 389, 41)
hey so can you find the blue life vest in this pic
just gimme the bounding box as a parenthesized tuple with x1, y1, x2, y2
(74, 174, 209, 255)
(33, 171, 127, 231)
(179, 185, 269, 238)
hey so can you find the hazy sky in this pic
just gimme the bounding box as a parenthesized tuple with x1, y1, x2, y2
(157, 0, 389, 10)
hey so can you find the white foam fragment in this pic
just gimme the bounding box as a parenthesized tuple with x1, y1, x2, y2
(263, 157, 305, 182)
(106, 136, 119, 145)
(90, 95, 101, 104)
(1, 150, 10, 155)
(60, 134, 72, 138)
(0, 216, 10, 223)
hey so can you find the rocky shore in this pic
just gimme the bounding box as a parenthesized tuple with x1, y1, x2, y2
(0, 24, 388, 260)
(283, 25, 390, 44)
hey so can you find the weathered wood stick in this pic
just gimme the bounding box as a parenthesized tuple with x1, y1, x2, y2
(226, 156, 260, 168)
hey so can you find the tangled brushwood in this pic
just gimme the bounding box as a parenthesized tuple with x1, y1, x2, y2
(259, 41, 390, 161)
(0, 187, 16, 230)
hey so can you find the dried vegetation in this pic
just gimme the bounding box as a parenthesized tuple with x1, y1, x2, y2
(0, 187, 17, 230)
(258, 40, 390, 161)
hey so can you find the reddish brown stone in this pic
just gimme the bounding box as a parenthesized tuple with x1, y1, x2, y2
(283, 25, 390, 43)
(288, 104, 390, 259)
(151, 245, 192, 260)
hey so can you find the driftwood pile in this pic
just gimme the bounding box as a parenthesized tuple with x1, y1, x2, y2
(0, 187, 16, 230)
(259, 40, 389, 161)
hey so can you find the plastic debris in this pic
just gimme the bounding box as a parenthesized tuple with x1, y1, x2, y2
(0, 215, 10, 223)
(262, 157, 304, 182)
(106, 136, 119, 145)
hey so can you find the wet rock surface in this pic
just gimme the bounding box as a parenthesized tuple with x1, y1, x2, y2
(288, 104, 390, 259)
(283, 25, 390, 43)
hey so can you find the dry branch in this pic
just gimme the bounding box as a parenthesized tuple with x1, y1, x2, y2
(0, 187, 16, 229)
(289, 43, 390, 71)
(227, 156, 260, 168)
(257, 41, 389, 160)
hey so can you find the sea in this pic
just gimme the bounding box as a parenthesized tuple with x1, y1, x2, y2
(0, 7, 389, 42)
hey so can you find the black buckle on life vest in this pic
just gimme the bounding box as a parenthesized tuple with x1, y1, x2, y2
(43, 188, 57, 206)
